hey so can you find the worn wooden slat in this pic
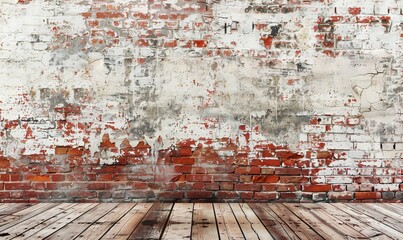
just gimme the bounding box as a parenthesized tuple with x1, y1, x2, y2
(192, 203, 219, 240)
(16, 203, 97, 240)
(75, 203, 136, 240)
(365, 204, 403, 226)
(0, 203, 55, 228)
(284, 203, 345, 240)
(0, 203, 76, 239)
(249, 203, 299, 240)
(0, 204, 33, 216)
(332, 203, 403, 240)
(230, 203, 272, 240)
(214, 203, 244, 240)
(389, 203, 403, 212)
(317, 203, 391, 240)
(346, 204, 403, 233)
(22, 203, 98, 240)
(379, 203, 403, 216)
(303, 203, 369, 239)
(161, 203, 193, 240)
(0, 204, 18, 213)
(267, 204, 323, 240)
(240, 203, 272, 239)
(128, 203, 172, 240)
(101, 203, 153, 240)
(46, 203, 118, 240)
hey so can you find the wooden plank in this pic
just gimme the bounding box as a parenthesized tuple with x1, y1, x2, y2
(214, 203, 244, 240)
(128, 203, 172, 240)
(0, 204, 18, 213)
(379, 203, 403, 215)
(161, 203, 193, 240)
(20, 203, 98, 240)
(249, 203, 299, 240)
(230, 203, 273, 240)
(302, 203, 369, 239)
(284, 203, 345, 240)
(0, 204, 33, 216)
(332, 203, 403, 240)
(46, 203, 118, 240)
(370, 203, 403, 222)
(267, 204, 323, 240)
(75, 203, 136, 240)
(389, 203, 403, 212)
(16, 203, 97, 240)
(0, 203, 76, 239)
(347, 204, 403, 233)
(101, 203, 153, 240)
(192, 203, 219, 240)
(317, 203, 391, 240)
(0, 203, 57, 229)
(240, 203, 273, 239)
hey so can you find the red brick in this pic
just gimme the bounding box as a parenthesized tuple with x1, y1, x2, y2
(254, 192, 278, 200)
(262, 184, 276, 191)
(0, 191, 10, 198)
(171, 175, 186, 182)
(279, 176, 309, 183)
(96, 12, 126, 19)
(280, 193, 301, 199)
(186, 174, 212, 182)
(98, 174, 113, 181)
(158, 192, 184, 199)
(348, 7, 361, 15)
(55, 146, 71, 155)
(126, 190, 154, 198)
(185, 191, 213, 199)
(174, 165, 192, 173)
(235, 167, 260, 175)
(261, 168, 275, 174)
(213, 174, 238, 182)
(275, 168, 301, 175)
(276, 151, 303, 159)
(261, 150, 275, 157)
(178, 147, 192, 156)
(205, 183, 219, 191)
(193, 182, 204, 190)
(87, 183, 105, 190)
(51, 174, 65, 182)
(251, 159, 281, 167)
(0, 157, 10, 168)
(277, 184, 300, 192)
(216, 191, 240, 199)
(193, 40, 207, 48)
(0, 174, 9, 181)
(303, 184, 332, 192)
(234, 184, 261, 191)
(355, 192, 381, 200)
(252, 175, 279, 183)
(240, 192, 254, 199)
(220, 182, 233, 190)
(172, 157, 195, 165)
(317, 151, 333, 159)
(5, 182, 31, 190)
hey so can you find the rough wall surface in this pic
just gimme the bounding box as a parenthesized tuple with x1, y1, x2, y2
(0, 0, 402, 203)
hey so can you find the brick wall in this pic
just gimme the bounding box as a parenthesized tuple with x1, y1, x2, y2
(0, 0, 402, 203)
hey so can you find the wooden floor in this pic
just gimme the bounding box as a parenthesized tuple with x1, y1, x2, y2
(0, 203, 401, 239)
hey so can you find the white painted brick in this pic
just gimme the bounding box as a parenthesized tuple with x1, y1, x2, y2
(325, 141, 353, 150)
(355, 142, 372, 151)
(381, 143, 394, 151)
(348, 150, 367, 159)
(395, 143, 403, 151)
